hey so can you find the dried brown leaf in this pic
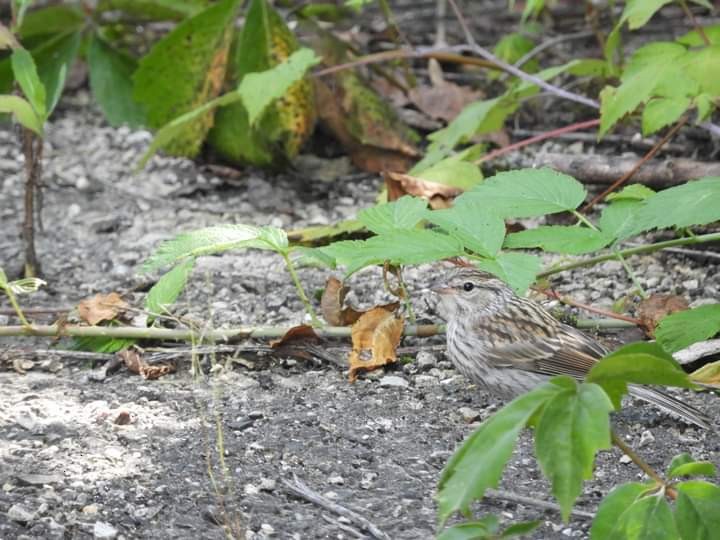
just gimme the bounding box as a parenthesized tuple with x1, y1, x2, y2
(689, 360, 720, 388)
(348, 306, 403, 382)
(409, 61, 482, 122)
(320, 277, 363, 326)
(637, 294, 689, 337)
(77, 293, 129, 326)
(118, 348, 175, 380)
(270, 324, 321, 348)
(384, 171, 461, 209)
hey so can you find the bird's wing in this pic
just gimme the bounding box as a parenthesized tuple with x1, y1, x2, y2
(483, 339, 597, 380)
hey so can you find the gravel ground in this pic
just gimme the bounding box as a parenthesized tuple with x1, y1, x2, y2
(1, 97, 719, 540)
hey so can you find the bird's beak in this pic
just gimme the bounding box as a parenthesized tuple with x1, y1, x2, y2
(429, 278, 452, 295)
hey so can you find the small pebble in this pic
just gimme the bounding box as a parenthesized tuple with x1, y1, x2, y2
(619, 454, 633, 464)
(379, 375, 408, 388)
(93, 521, 118, 540)
(639, 430, 655, 448)
(458, 407, 481, 423)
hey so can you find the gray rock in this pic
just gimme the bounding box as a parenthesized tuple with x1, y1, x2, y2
(7, 503, 35, 523)
(415, 350, 438, 371)
(93, 521, 118, 539)
(379, 375, 409, 388)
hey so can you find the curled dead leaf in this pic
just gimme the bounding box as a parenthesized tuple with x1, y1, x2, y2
(270, 325, 321, 348)
(78, 292, 129, 326)
(320, 277, 363, 326)
(637, 294, 689, 337)
(689, 360, 720, 388)
(409, 60, 482, 122)
(384, 171, 462, 209)
(348, 306, 404, 382)
(118, 348, 175, 380)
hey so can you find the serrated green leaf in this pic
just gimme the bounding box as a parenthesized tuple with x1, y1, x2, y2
(695, 93, 714, 122)
(493, 33, 538, 76)
(607, 185, 656, 202)
(504, 226, 614, 255)
(0, 95, 43, 134)
(618, 0, 674, 30)
(322, 230, 464, 276)
(437, 516, 500, 540)
(676, 480, 720, 540)
(290, 245, 337, 269)
(589, 482, 652, 539)
(685, 45, 720, 96)
(427, 202, 506, 258)
(667, 453, 717, 479)
(145, 257, 195, 318)
(411, 157, 483, 189)
(586, 342, 693, 389)
(133, 0, 240, 157)
(88, 35, 145, 128)
(655, 304, 720, 354)
(142, 224, 286, 272)
(474, 252, 540, 295)
(599, 79, 653, 137)
(11, 48, 46, 119)
(462, 168, 586, 218)
(642, 96, 690, 136)
(618, 493, 678, 539)
(358, 195, 427, 235)
(437, 382, 561, 525)
(618, 177, 720, 239)
(31, 30, 80, 116)
(535, 380, 613, 521)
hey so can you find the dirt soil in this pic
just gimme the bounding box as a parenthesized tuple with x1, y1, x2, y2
(2, 69, 720, 540)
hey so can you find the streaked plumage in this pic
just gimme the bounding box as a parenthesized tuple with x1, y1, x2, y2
(433, 267, 711, 430)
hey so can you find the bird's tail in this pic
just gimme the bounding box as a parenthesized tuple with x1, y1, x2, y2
(628, 385, 712, 430)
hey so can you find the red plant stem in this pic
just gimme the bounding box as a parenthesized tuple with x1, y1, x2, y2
(476, 119, 601, 164)
(581, 116, 689, 213)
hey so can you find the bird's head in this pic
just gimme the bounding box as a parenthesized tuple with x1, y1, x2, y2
(431, 267, 513, 320)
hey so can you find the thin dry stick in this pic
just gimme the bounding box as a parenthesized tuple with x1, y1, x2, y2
(538, 288, 642, 326)
(282, 475, 390, 540)
(476, 119, 600, 164)
(581, 116, 689, 213)
(446, 0, 599, 109)
(486, 488, 595, 520)
(511, 31, 595, 71)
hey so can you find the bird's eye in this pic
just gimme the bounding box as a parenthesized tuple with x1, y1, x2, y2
(463, 282, 475, 292)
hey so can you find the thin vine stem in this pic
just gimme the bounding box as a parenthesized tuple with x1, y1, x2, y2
(281, 252, 321, 327)
(537, 231, 720, 278)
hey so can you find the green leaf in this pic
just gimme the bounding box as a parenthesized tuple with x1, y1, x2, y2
(322, 230, 463, 276)
(598, 200, 641, 240)
(87, 35, 145, 128)
(655, 304, 720, 354)
(677, 24, 720, 46)
(142, 224, 287, 272)
(589, 482, 653, 539)
(617, 493, 678, 539)
(238, 47, 320, 125)
(676, 480, 720, 540)
(96, 0, 208, 20)
(17, 5, 85, 39)
(133, 0, 241, 157)
(0, 95, 43, 134)
(500, 521, 542, 537)
(411, 157, 483, 190)
(73, 334, 136, 354)
(618, 177, 720, 239)
(618, 0, 674, 30)
(695, 93, 715, 122)
(5, 276, 46, 295)
(685, 45, 720, 96)
(358, 195, 428, 235)
(474, 252, 540, 295)
(31, 30, 81, 116)
(642, 96, 690, 136)
(504, 226, 614, 255)
(11, 48, 46, 119)
(607, 184, 656, 202)
(667, 453, 717, 479)
(145, 257, 195, 318)
(493, 33, 538, 75)
(437, 516, 500, 540)
(290, 245, 337, 269)
(437, 382, 561, 525)
(535, 380, 613, 521)
(461, 168, 586, 218)
(586, 342, 693, 388)
(427, 202, 506, 258)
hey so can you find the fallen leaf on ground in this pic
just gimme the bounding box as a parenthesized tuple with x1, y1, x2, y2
(77, 292, 129, 325)
(689, 360, 720, 388)
(320, 277, 363, 326)
(384, 170, 462, 208)
(118, 348, 175, 380)
(637, 294, 689, 337)
(348, 307, 404, 382)
(409, 60, 482, 122)
(270, 325, 321, 348)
